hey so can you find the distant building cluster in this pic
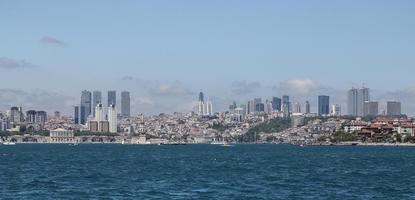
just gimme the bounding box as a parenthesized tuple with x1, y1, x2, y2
(197, 92, 213, 116)
(348, 87, 401, 117)
(73, 90, 131, 133)
(0, 106, 48, 132)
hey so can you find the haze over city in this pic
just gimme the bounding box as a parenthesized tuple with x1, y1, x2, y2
(1, 0, 414, 115)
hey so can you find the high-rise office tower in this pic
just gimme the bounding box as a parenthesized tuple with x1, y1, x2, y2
(271, 97, 282, 112)
(348, 87, 369, 117)
(206, 101, 213, 116)
(198, 92, 204, 102)
(331, 104, 341, 117)
(94, 103, 105, 131)
(229, 101, 237, 111)
(95, 103, 105, 122)
(294, 102, 301, 113)
(265, 100, 273, 114)
(364, 101, 379, 117)
(121, 91, 131, 117)
(248, 100, 256, 114)
(255, 103, 265, 112)
(348, 88, 359, 116)
(26, 110, 37, 123)
(357, 87, 370, 116)
(305, 101, 311, 114)
(80, 90, 92, 125)
(108, 104, 117, 133)
(387, 101, 402, 116)
(318, 95, 330, 116)
(74, 106, 79, 124)
(10, 107, 22, 123)
(92, 91, 102, 117)
(254, 98, 262, 112)
(35, 111, 47, 124)
(108, 91, 116, 107)
(198, 92, 205, 115)
(282, 95, 290, 111)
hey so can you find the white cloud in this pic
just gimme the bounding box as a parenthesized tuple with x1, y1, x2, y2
(278, 79, 317, 95)
(0, 57, 36, 69)
(40, 36, 64, 45)
(231, 81, 261, 95)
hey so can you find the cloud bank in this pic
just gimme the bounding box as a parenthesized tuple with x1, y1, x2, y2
(0, 57, 36, 69)
(40, 36, 64, 46)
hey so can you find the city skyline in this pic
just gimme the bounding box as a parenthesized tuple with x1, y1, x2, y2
(1, 1, 415, 115)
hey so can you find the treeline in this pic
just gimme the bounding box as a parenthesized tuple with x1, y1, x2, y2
(238, 118, 292, 143)
(318, 131, 357, 143)
(0, 130, 50, 137)
(74, 131, 118, 137)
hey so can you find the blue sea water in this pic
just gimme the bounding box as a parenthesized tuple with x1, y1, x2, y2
(1, 144, 415, 199)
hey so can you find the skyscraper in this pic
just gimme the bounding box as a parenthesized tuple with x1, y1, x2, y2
(74, 106, 79, 124)
(92, 91, 102, 117)
(294, 102, 301, 113)
(80, 90, 92, 125)
(198, 92, 204, 102)
(331, 104, 341, 117)
(121, 91, 131, 117)
(387, 101, 402, 116)
(26, 110, 37, 123)
(108, 104, 117, 133)
(108, 91, 116, 107)
(357, 87, 370, 116)
(348, 87, 370, 117)
(254, 98, 262, 112)
(198, 91, 205, 115)
(318, 95, 330, 116)
(364, 101, 379, 117)
(348, 88, 359, 116)
(94, 103, 105, 131)
(271, 97, 282, 112)
(305, 101, 311, 114)
(206, 101, 213, 116)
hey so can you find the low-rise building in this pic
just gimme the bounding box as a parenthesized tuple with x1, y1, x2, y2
(50, 128, 75, 143)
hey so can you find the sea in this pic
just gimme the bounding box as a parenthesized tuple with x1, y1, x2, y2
(1, 144, 415, 199)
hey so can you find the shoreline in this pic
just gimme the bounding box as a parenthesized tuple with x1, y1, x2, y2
(3, 142, 415, 146)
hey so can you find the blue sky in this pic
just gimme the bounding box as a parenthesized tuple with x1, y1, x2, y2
(1, 0, 415, 115)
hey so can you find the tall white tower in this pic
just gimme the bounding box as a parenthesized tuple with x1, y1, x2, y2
(198, 101, 205, 115)
(108, 104, 117, 133)
(95, 103, 105, 131)
(206, 101, 213, 116)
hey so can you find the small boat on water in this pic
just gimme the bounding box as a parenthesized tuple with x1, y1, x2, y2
(2, 142, 16, 146)
(221, 143, 234, 147)
(69, 143, 79, 146)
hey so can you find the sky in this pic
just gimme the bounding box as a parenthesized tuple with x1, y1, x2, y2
(0, 0, 415, 116)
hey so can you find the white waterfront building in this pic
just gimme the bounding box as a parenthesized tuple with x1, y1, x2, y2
(50, 128, 75, 143)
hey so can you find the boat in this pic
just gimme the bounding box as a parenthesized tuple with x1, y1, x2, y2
(2, 142, 16, 146)
(221, 143, 234, 147)
(211, 141, 227, 145)
(69, 143, 79, 146)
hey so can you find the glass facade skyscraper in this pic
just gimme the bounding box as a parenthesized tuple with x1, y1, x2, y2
(318, 95, 330, 116)
(92, 91, 102, 117)
(121, 91, 131, 117)
(108, 91, 116, 107)
(271, 97, 282, 111)
(80, 90, 92, 125)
